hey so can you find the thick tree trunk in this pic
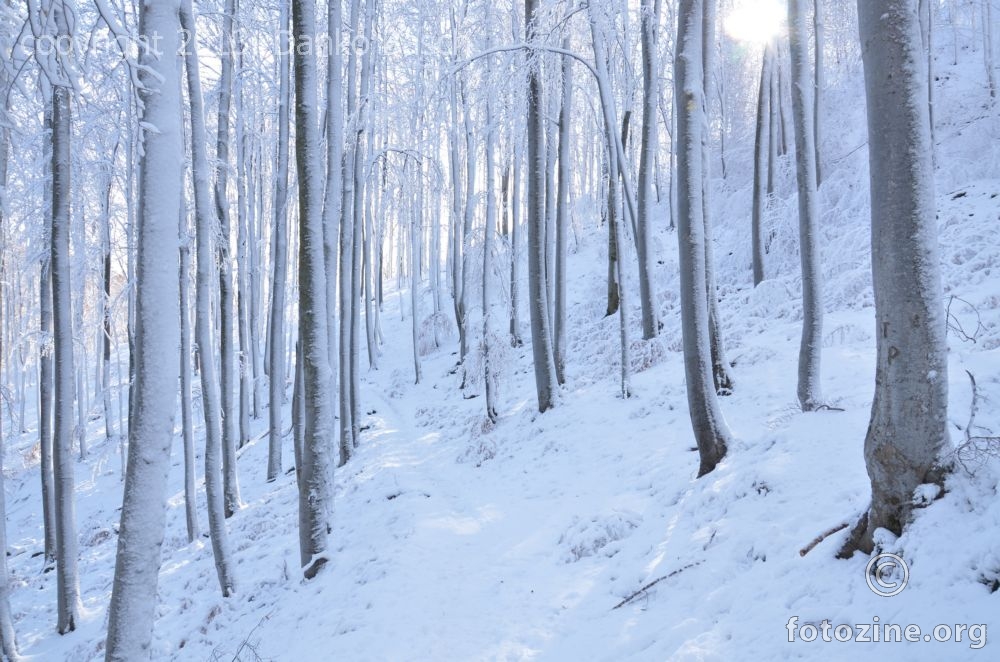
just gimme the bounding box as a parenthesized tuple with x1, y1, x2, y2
(49, 6, 80, 629)
(104, 3, 183, 655)
(675, 0, 732, 477)
(525, 0, 557, 412)
(788, 0, 824, 410)
(843, 0, 948, 556)
(293, 0, 335, 578)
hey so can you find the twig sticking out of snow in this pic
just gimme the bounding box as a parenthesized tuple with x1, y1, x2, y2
(612, 562, 703, 610)
(798, 522, 849, 557)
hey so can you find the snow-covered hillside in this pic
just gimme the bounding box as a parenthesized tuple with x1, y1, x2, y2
(4, 9, 1000, 662)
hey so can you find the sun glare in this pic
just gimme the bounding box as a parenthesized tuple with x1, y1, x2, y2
(724, 0, 786, 45)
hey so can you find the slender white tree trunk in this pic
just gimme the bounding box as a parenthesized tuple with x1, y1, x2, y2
(554, 38, 573, 385)
(178, 225, 198, 543)
(637, 0, 662, 340)
(180, 0, 236, 597)
(788, 0, 824, 410)
(215, 0, 242, 518)
(752, 45, 773, 287)
(268, 0, 292, 482)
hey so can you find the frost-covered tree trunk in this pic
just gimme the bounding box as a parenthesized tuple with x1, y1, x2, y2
(675, 0, 732, 477)
(983, 0, 996, 99)
(50, 0, 79, 630)
(752, 44, 773, 287)
(292, 0, 335, 578)
(460, 85, 477, 389)
(918, 0, 937, 166)
(637, 0, 661, 340)
(788, 0, 824, 411)
(104, 2, 183, 655)
(38, 165, 57, 566)
(842, 0, 949, 555)
(554, 39, 573, 386)
(268, 0, 291, 482)
(180, 0, 236, 597)
(179, 226, 198, 543)
(0, 275, 18, 662)
(0, 59, 14, 660)
(215, 0, 242, 518)
(813, 0, 824, 187)
(525, 0, 557, 412)
(339, 0, 362, 465)
(0, 438, 16, 658)
(701, 0, 733, 395)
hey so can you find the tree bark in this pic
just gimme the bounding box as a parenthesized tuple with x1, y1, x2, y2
(788, 0, 824, 411)
(268, 0, 291, 482)
(842, 0, 948, 556)
(637, 0, 662, 340)
(293, 0, 335, 577)
(104, 2, 183, 654)
(216, 0, 242, 519)
(752, 45, 773, 287)
(525, 0, 557, 412)
(50, 1, 79, 629)
(180, 0, 236, 597)
(675, 0, 732, 477)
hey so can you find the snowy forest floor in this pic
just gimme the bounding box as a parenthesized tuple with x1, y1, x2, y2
(6, 42, 1000, 662)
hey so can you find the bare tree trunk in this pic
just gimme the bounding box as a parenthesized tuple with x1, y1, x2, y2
(554, 38, 573, 386)
(701, 0, 734, 395)
(50, 2, 80, 628)
(268, 0, 291, 482)
(293, 0, 335, 578)
(675, 0, 732, 477)
(842, 0, 948, 556)
(919, 0, 937, 167)
(38, 210, 57, 567)
(984, 0, 996, 99)
(179, 223, 199, 543)
(215, 0, 242, 518)
(525, 0, 557, 412)
(788, 0, 824, 410)
(637, 0, 662, 340)
(104, 3, 183, 654)
(0, 125, 19, 655)
(813, 0, 824, 187)
(752, 45, 773, 287)
(180, 0, 236, 597)
(509, 102, 524, 347)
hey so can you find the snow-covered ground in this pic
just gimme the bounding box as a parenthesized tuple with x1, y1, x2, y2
(5, 24, 1000, 662)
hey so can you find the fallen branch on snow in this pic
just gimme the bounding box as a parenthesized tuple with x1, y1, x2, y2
(612, 561, 703, 610)
(799, 522, 849, 557)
